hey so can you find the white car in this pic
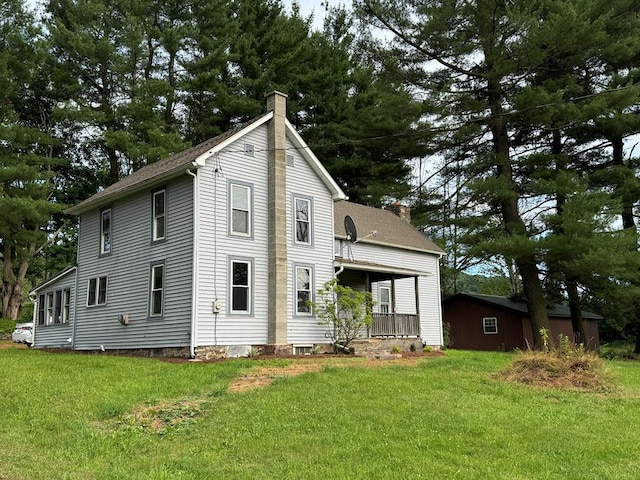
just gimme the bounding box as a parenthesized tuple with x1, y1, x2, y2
(12, 322, 33, 346)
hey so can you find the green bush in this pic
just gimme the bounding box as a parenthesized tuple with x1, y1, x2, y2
(391, 345, 402, 354)
(0, 318, 16, 335)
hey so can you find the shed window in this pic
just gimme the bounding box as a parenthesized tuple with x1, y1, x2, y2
(483, 317, 498, 334)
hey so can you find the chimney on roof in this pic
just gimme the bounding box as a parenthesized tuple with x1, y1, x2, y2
(266, 91, 288, 345)
(387, 202, 411, 223)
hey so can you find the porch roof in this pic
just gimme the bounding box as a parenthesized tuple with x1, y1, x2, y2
(334, 257, 432, 281)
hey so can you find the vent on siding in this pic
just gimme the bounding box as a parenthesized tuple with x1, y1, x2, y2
(244, 143, 255, 156)
(286, 154, 295, 166)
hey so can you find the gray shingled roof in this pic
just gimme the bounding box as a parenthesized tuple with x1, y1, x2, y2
(447, 293, 603, 320)
(334, 200, 444, 254)
(66, 114, 269, 215)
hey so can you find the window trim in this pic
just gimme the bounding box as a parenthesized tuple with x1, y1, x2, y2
(149, 262, 165, 318)
(228, 256, 254, 316)
(292, 194, 313, 246)
(87, 276, 108, 307)
(152, 188, 167, 243)
(100, 207, 112, 255)
(379, 286, 391, 314)
(228, 181, 254, 239)
(483, 317, 498, 335)
(294, 263, 314, 317)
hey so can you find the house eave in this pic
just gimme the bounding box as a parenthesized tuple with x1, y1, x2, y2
(335, 235, 445, 257)
(334, 257, 431, 278)
(65, 165, 197, 215)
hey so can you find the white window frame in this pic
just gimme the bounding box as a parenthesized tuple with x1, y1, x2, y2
(229, 182, 253, 238)
(100, 208, 111, 254)
(152, 189, 166, 242)
(229, 258, 253, 315)
(294, 264, 314, 316)
(87, 276, 108, 307)
(293, 196, 312, 245)
(379, 286, 391, 314)
(149, 263, 165, 317)
(483, 317, 498, 334)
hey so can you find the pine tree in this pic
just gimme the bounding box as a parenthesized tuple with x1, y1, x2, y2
(0, 0, 62, 319)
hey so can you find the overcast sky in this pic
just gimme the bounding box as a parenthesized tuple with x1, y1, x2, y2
(284, 0, 352, 30)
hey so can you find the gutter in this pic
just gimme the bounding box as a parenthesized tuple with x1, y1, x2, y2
(187, 167, 199, 358)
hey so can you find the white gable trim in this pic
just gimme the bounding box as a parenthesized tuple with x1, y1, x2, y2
(285, 119, 347, 200)
(30, 266, 77, 294)
(192, 112, 274, 166)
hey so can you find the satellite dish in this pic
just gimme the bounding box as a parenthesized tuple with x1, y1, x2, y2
(344, 215, 357, 243)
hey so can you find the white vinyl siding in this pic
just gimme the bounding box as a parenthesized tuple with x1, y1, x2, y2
(152, 190, 166, 241)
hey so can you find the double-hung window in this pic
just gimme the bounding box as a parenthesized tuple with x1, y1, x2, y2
(100, 208, 111, 254)
(379, 286, 391, 314)
(295, 265, 313, 315)
(230, 182, 252, 237)
(152, 190, 166, 241)
(483, 317, 498, 334)
(62, 288, 71, 323)
(294, 196, 312, 245)
(37, 294, 45, 325)
(149, 263, 165, 317)
(87, 276, 108, 307)
(230, 258, 252, 314)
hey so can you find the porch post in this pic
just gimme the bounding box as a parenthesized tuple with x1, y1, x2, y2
(365, 271, 371, 338)
(391, 275, 397, 336)
(415, 276, 421, 337)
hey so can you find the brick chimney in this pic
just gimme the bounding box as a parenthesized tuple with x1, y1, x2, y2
(266, 91, 288, 345)
(387, 201, 411, 223)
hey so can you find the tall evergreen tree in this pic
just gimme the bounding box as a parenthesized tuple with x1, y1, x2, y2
(0, 0, 62, 319)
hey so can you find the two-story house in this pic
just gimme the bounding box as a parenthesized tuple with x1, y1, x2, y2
(30, 92, 444, 358)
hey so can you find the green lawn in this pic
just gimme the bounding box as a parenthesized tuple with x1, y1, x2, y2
(1, 346, 640, 479)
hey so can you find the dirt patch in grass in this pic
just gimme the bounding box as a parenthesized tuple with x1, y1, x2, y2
(229, 351, 443, 393)
(496, 350, 614, 392)
(0, 340, 26, 350)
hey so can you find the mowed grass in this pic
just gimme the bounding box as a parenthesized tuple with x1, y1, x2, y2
(1, 347, 640, 479)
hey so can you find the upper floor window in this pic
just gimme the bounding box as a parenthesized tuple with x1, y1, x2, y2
(230, 258, 253, 314)
(87, 276, 108, 307)
(379, 286, 391, 314)
(152, 190, 166, 241)
(100, 208, 111, 254)
(295, 265, 313, 316)
(149, 263, 165, 317)
(294, 196, 312, 245)
(229, 182, 252, 237)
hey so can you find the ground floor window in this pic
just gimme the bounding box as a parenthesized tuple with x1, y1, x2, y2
(295, 265, 314, 316)
(149, 263, 165, 317)
(483, 317, 498, 334)
(87, 276, 108, 307)
(37, 287, 72, 325)
(229, 257, 253, 314)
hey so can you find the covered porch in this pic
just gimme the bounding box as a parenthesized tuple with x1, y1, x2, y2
(335, 258, 427, 338)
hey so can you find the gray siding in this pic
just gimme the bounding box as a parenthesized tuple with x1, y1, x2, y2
(32, 269, 76, 348)
(285, 142, 336, 344)
(73, 175, 193, 350)
(194, 126, 337, 347)
(195, 126, 270, 346)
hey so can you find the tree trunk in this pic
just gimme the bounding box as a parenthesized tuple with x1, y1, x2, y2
(2, 237, 34, 320)
(486, 75, 551, 349)
(566, 279, 587, 346)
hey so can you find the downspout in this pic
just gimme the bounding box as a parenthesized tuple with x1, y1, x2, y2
(187, 168, 199, 358)
(71, 220, 81, 349)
